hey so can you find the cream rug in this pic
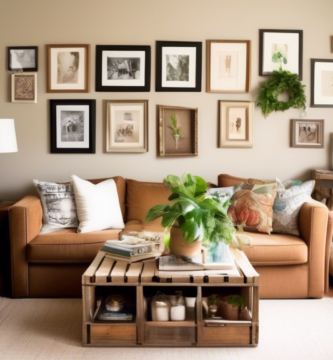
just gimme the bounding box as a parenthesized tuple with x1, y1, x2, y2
(0, 297, 332, 360)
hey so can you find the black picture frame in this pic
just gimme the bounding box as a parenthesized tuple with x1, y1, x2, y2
(7, 46, 38, 72)
(95, 45, 151, 92)
(50, 99, 96, 154)
(259, 29, 303, 79)
(156, 41, 202, 92)
(311, 59, 333, 108)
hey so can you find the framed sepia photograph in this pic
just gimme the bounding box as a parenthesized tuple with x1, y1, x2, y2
(219, 101, 254, 148)
(106, 100, 148, 152)
(50, 99, 96, 153)
(311, 59, 333, 107)
(158, 105, 198, 156)
(11, 73, 37, 103)
(259, 29, 303, 79)
(96, 45, 151, 92)
(290, 119, 324, 148)
(7, 46, 38, 72)
(156, 41, 202, 92)
(206, 40, 250, 93)
(46, 44, 90, 93)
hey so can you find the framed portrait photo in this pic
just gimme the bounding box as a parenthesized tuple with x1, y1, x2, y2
(311, 59, 333, 107)
(206, 40, 250, 93)
(50, 99, 96, 153)
(156, 41, 202, 92)
(290, 119, 324, 148)
(96, 45, 151, 92)
(46, 44, 90, 93)
(259, 29, 303, 79)
(7, 46, 38, 72)
(106, 100, 148, 153)
(219, 101, 254, 148)
(11, 73, 37, 103)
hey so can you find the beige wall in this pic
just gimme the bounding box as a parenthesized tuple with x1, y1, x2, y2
(1, 0, 333, 201)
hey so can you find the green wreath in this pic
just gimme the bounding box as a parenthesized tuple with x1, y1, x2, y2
(257, 68, 306, 118)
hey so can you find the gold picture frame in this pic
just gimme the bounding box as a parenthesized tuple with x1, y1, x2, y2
(11, 73, 37, 103)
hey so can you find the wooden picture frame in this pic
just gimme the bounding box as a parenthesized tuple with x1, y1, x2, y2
(46, 44, 90, 93)
(106, 100, 148, 153)
(206, 40, 251, 93)
(219, 101, 254, 148)
(290, 119, 324, 148)
(11, 73, 37, 103)
(96, 45, 151, 92)
(331, 36, 333, 53)
(259, 29, 303, 79)
(156, 41, 202, 92)
(7, 46, 38, 72)
(158, 105, 198, 157)
(50, 99, 96, 153)
(311, 59, 333, 108)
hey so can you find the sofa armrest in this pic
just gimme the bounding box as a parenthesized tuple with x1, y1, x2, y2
(299, 200, 330, 298)
(9, 196, 42, 297)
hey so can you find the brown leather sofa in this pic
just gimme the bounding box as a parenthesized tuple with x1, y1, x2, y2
(9, 175, 332, 299)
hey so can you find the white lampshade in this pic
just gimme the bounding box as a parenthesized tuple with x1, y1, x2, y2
(0, 119, 18, 153)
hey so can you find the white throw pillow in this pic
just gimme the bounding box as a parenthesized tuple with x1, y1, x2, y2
(71, 175, 125, 233)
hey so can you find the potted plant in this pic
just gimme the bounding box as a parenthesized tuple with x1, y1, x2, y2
(219, 295, 245, 320)
(145, 173, 236, 258)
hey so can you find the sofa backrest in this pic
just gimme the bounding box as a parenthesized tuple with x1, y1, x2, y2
(217, 174, 247, 187)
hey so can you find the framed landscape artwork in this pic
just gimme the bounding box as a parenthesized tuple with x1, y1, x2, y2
(206, 40, 251, 93)
(11, 73, 37, 103)
(259, 29, 303, 79)
(290, 119, 324, 148)
(219, 101, 254, 148)
(311, 59, 333, 107)
(50, 99, 96, 153)
(46, 44, 90, 93)
(7, 46, 38, 72)
(156, 41, 202, 92)
(96, 45, 151, 92)
(106, 100, 148, 153)
(158, 105, 198, 156)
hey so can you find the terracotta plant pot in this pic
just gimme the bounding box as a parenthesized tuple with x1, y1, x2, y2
(170, 225, 202, 258)
(218, 297, 240, 320)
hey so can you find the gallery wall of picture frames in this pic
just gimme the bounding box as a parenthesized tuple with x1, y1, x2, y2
(5, 30, 333, 155)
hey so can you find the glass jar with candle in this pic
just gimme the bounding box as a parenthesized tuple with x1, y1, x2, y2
(169, 291, 186, 321)
(151, 292, 170, 321)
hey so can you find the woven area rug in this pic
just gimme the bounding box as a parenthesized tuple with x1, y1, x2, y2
(0, 297, 332, 360)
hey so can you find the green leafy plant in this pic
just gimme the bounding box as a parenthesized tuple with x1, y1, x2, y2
(145, 173, 236, 247)
(257, 67, 306, 118)
(208, 294, 218, 305)
(227, 295, 245, 310)
(169, 115, 184, 149)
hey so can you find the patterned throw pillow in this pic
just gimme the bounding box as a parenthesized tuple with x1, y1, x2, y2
(228, 182, 278, 234)
(273, 179, 315, 236)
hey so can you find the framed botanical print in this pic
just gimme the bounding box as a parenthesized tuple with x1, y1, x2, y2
(206, 40, 250, 93)
(96, 45, 151, 92)
(259, 29, 303, 79)
(158, 105, 198, 156)
(219, 101, 254, 148)
(11, 73, 37, 103)
(46, 44, 90, 93)
(311, 59, 333, 107)
(50, 99, 96, 153)
(106, 100, 148, 152)
(7, 46, 38, 72)
(156, 41, 202, 92)
(290, 119, 324, 148)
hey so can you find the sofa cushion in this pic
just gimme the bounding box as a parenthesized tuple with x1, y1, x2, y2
(28, 228, 121, 263)
(121, 219, 165, 234)
(242, 231, 308, 266)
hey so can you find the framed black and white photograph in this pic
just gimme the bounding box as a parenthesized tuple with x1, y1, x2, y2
(96, 45, 151, 92)
(311, 59, 333, 107)
(46, 44, 90, 93)
(50, 100, 96, 153)
(259, 30, 303, 79)
(156, 41, 202, 92)
(106, 100, 148, 152)
(11, 73, 37, 103)
(290, 119, 324, 148)
(7, 46, 38, 72)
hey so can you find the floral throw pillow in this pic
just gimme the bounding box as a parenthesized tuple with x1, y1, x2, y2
(228, 182, 277, 234)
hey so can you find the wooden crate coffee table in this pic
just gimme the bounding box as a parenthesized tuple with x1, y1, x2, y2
(82, 248, 259, 347)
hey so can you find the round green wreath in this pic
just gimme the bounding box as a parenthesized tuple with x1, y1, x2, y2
(257, 68, 306, 118)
